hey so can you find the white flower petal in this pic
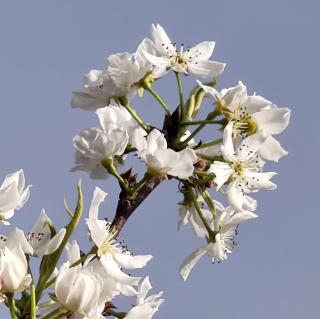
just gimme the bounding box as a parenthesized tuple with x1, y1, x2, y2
(71, 88, 110, 110)
(243, 95, 271, 114)
(244, 172, 277, 190)
(258, 135, 288, 162)
(137, 276, 152, 304)
(206, 237, 225, 260)
(37, 228, 66, 256)
(221, 122, 236, 161)
(237, 130, 268, 161)
(0, 182, 20, 212)
(197, 80, 220, 100)
(189, 208, 212, 238)
(220, 211, 258, 233)
(113, 253, 153, 269)
(180, 247, 207, 281)
(87, 218, 109, 249)
(227, 182, 246, 212)
(6, 228, 33, 255)
(152, 66, 170, 79)
(65, 241, 81, 264)
(208, 161, 233, 190)
(243, 195, 257, 211)
(184, 41, 215, 61)
(143, 50, 171, 68)
(177, 206, 189, 231)
(221, 81, 248, 111)
(150, 24, 176, 56)
(253, 108, 291, 134)
(167, 149, 197, 179)
(146, 129, 167, 153)
(131, 128, 148, 152)
(188, 60, 225, 78)
(89, 187, 108, 220)
(100, 255, 140, 286)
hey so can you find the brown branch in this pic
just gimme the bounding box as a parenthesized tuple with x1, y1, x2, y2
(110, 104, 182, 233)
(111, 176, 164, 233)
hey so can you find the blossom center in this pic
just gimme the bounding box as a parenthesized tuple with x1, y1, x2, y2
(171, 52, 188, 71)
(230, 106, 258, 137)
(100, 238, 116, 255)
(232, 161, 244, 178)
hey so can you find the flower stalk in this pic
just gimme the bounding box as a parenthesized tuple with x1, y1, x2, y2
(188, 186, 215, 240)
(120, 100, 149, 132)
(30, 283, 36, 319)
(102, 158, 130, 192)
(144, 85, 171, 115)
(7, 294, 17, 319)
(34, 180, 83, 304)
(180, 109, 220, 147)
(175, 71, 184, 108)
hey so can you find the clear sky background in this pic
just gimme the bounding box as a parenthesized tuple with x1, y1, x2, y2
(0, 0, 318, 318)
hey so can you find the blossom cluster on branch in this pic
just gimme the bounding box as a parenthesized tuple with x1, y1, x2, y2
(0, 24, 290, 318)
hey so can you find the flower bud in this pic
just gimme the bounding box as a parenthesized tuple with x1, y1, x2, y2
(55, 262, 103, 316)
(0, 170, 31, 224)
(0, 229, 33, 293)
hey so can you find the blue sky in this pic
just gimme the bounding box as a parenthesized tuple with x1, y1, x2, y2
(0, 1, 318, 318)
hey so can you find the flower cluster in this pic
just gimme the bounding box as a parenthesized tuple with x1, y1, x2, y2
(0, 23, 290, 318)
(0, 176, 162, 319)
(71, 23, 290, 282)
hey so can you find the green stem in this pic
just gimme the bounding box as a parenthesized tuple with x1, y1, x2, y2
(195, 153, 221, 162)
(199, 189, 217, 220)
(180, 123, 205, 146)
(104, 308, 127, 318)
(194, 169, 214, 177)
(34, 180, 83, 304)
(181, 111, 220, 146)
(183, 94, 195, 121)
(189, 176, 214, 185)
(7, 294, 17, 319)
(145, 86, 171, 115)
(194, 138, 223, 150)
(181, 120, 222, 126)
(122, 103, 149, 132)
(193, 89, 206, 117)
(72, 246, 97, 267)
(102, 158, 130, 192)
(175, 71, 184, 107)
(130, 173, 152, 197)
(30, 283, 36, 318)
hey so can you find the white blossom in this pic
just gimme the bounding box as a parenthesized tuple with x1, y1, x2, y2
(96, 104, 147, 149)
(27, 209, 66, 256)
(136, 129, 197, 179)
(86, 187, 152, 285)
(180, 208, 257, 280)
(0, 170, 31, 225)
(125, 277, 164, 319)
(0, 228, 33, 294)
(71, 127, 128, 179)
(178, 199, 213, 238)
(199, 81, 291, 162)
(208, 122, 277, 211)
(143, 24, 225, 79)
(55, 260, 105, 318)
(71, 39, 154, 111)
(71, 69, 116, 111)
(105, 38, 155, 97)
